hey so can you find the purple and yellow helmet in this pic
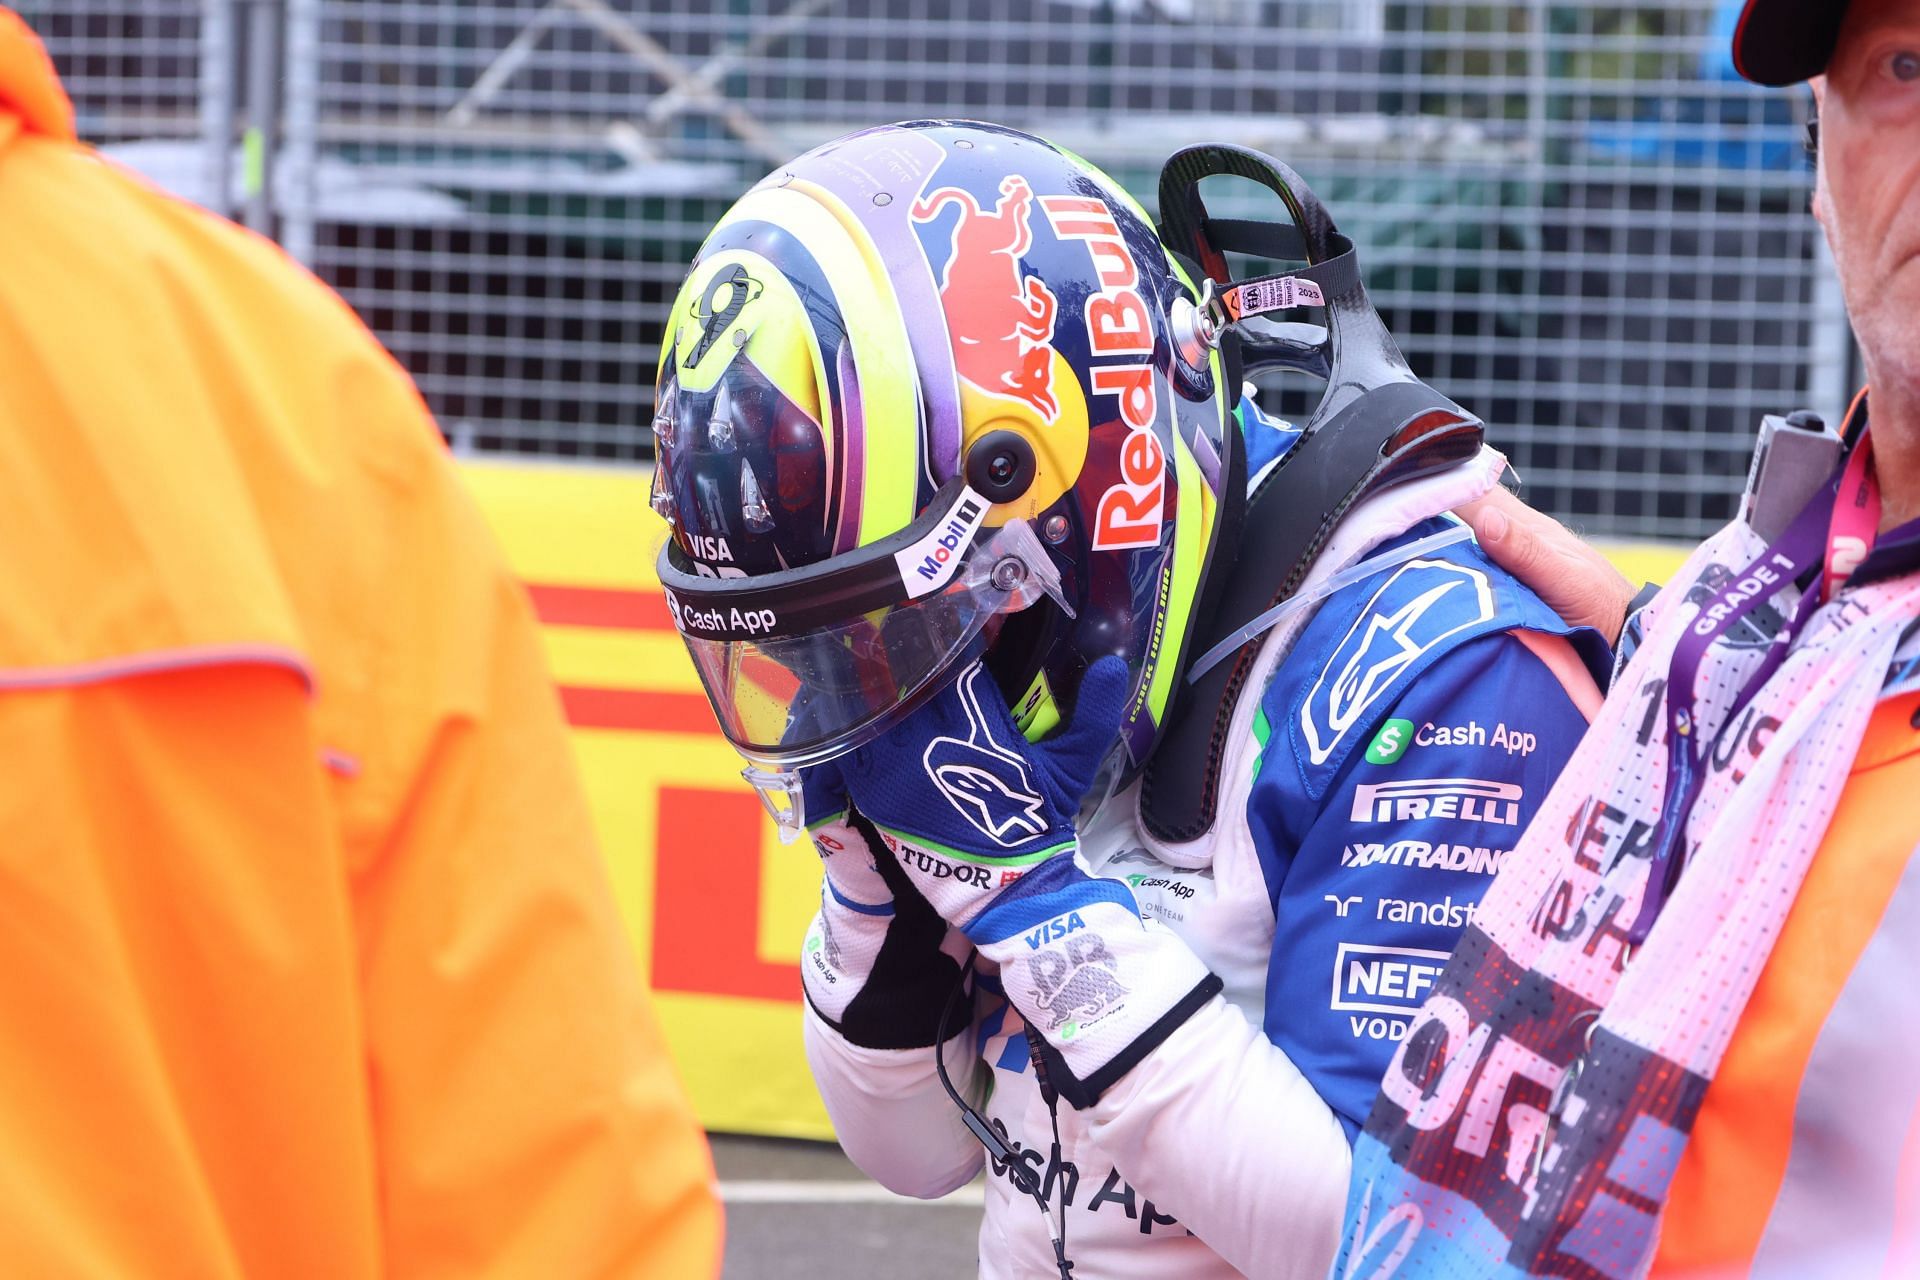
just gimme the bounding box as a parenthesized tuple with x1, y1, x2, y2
(653, 121, 1237, 801)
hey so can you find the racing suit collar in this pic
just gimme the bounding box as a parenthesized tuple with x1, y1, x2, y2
(0, 7, 77, 143)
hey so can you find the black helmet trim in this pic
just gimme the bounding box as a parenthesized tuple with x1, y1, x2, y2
(658, 476, 990, 643)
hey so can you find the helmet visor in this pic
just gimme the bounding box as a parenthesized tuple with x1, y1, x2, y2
(659, 481, 1070, 767)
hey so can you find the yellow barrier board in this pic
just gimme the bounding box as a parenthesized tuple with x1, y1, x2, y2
(457, 458, 1690, 1140)
(459, 459, 833, 1139)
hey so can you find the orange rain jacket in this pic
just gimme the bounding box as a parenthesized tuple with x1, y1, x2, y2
(0, 11, 720, 1277)
(1650, 688, 1920, 1276)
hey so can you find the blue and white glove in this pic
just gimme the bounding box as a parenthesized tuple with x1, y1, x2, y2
(798, 763, 974, 1051)
(840, 658, 1221, 1107)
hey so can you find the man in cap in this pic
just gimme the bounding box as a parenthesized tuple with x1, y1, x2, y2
(1338, 0, 1920, 1274)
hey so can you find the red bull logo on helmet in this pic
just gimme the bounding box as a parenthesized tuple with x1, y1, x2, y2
(912, 175, 1060, 421)
(1041, 195, 1164, 552)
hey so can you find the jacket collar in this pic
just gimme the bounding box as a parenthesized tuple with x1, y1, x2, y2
(0, 7, 77, 142)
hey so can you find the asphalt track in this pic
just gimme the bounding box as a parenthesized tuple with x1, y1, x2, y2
(715, 1134, 984, 1278)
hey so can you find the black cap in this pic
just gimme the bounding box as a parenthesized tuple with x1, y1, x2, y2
(1732, 0, 1851, 86)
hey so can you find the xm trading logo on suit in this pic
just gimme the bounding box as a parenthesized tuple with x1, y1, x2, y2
(1301, 560, 1494, 765)
(1340, 841, 1510, 875)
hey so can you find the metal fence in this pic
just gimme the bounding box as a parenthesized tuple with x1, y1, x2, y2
(19, 0, 1848, 540)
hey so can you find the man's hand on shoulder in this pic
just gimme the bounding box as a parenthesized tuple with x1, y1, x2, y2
(1455, 487, 1637, 646)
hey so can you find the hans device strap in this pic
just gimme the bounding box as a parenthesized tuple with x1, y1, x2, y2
(1142, 145, 1483, 843)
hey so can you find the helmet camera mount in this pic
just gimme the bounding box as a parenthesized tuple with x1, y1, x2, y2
(965, 430, 1039, 504)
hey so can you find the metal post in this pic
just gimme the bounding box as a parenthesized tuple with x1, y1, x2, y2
(240, 0, 282, 237)
(281, 0, 321, 264)
(1346, 0, 1384, 40)
(1524, 0, 1551, 390)
(199, 0, 235, 217)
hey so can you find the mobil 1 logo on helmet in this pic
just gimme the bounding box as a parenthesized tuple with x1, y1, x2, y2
(895, 489, 990, 598)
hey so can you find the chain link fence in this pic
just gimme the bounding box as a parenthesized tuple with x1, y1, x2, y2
(19, 0, 1847, 540)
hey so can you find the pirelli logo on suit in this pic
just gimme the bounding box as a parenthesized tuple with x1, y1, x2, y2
(1348, 778, 1524, 826)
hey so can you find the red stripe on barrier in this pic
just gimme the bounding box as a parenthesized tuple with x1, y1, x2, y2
(653, 786, 797, 1002)
(528, 583, 675, 632)
(557, 685, 715, 735)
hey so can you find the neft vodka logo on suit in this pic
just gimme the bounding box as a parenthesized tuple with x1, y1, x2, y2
(1332, 942, 1451, 1043)
(1300, 560, 1495, 765)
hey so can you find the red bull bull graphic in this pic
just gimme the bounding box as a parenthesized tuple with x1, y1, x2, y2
(912, 175, 1060, 421)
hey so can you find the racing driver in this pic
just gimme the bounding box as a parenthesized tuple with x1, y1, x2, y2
(650, 120, 1607, 1278)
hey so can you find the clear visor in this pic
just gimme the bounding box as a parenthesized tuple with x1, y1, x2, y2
(681, 519, 1071, 771)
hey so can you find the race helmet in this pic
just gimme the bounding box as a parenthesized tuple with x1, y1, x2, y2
(651, 120, 1242, 827)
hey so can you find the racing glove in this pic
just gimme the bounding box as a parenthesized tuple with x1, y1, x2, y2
(798, 762, 973, 1051)
(840, 659, 1221, 1107)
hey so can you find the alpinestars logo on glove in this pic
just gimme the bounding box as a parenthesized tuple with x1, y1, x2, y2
(923, 667, 1050, 845)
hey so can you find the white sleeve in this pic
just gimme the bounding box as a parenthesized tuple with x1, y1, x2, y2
(801, 1004, 987, 1200)
(1085, 996, 1352, 1280)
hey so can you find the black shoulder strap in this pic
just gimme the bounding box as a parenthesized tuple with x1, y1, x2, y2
(1140, 382, 1480, 843)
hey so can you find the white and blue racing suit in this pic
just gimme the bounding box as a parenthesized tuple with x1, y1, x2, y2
(804, 404, 1606, 1279)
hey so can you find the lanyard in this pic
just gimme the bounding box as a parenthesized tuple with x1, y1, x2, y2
(1630, 431, 1881, 945)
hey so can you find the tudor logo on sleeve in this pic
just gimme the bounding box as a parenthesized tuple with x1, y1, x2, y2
(1349, 777, 1523, 825)
(1301, 560, 1495, 765)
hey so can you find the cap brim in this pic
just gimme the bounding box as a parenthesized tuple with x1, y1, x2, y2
(1732, 0, 1849, 86)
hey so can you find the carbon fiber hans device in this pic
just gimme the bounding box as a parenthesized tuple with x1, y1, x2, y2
(1141, 145, 1486, 843)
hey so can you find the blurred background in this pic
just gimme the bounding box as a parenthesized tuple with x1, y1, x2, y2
(24, 0, 1840, 540)
(16, 3, 1838, 1274)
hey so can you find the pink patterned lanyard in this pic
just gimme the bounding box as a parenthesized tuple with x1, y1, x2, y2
(1822, 430, 1882, 603)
